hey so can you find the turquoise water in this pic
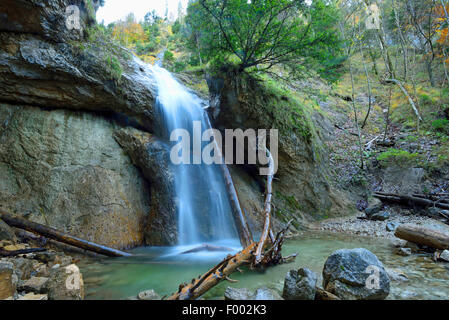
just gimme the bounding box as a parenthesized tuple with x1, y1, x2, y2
(80, 232, 449, 300)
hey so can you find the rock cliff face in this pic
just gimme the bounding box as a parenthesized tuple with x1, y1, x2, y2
(0, 0, 166, 249)
(114, 128, 177, 245)
(207, 68, 352, 231)
(0, 104, 152, 248)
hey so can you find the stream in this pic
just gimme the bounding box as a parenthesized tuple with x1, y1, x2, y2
(80, 231, 449, 300)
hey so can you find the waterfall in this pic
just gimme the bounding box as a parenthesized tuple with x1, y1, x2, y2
(150, 65, 238, 246)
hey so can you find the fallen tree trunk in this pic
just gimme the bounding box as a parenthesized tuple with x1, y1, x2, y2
(0, 248, 47, 257)
(395, 224, 449, 250)
(374, 192, 449, 210)
(167, 243, 258, 300)
(0, 211, 131, 257)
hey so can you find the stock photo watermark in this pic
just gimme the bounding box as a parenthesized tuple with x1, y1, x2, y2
(169, 122, 279, 176)
(65, 5, 82, 31)
(365, 3, 381, 30)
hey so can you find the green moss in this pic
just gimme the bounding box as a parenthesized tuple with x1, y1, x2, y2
(377, 148, 419, 168)
(254, 75, 316, 143)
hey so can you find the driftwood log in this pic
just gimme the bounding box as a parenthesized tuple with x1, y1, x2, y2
(0, 211, 131, 257)
(373, 192, 449, 210)
(0, 248, 47, 257)
(394, 224, 449, 250)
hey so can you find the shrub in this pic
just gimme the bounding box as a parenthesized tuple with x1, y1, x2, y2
(376, 148, 419, 167)
(431, 119, 449, 135)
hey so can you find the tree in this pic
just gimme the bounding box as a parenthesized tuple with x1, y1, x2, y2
(185, 0, 344, 80)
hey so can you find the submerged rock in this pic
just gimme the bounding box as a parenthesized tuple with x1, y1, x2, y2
(138, 289, 161, 300)
(225, 287, 283, 300)
(282, 268, 317, 300)
(394, 247, 412, 256)
(322, 248, 390, 300)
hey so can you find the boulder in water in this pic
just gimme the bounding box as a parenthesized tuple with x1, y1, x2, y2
(225, 287, 283, 300)
(323, 248, 390, 300)
(138, 289, 161, 300)
(282, 268, 317, 300)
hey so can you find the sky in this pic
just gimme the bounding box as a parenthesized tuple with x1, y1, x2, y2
(97, 0, 189, 25)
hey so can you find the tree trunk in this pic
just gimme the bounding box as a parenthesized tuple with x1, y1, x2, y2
(395, 224, 449, 250)
(0, 211, 131, 257)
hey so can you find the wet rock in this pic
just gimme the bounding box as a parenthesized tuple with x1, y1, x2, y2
(225, 287, 254, 300)
(252, 287, 283, 300)
(45, 264, 84, 300)
(0, 261, 16, 300)
(18, 276, 48, 293)
(369, 211, 390, 221)
(225, 287, 283, 300)
(386, 269, 408, 282)
(323, 248, 390, 300)
(137, 290, 161, 300)
(114, 128, 177, 245)
(394, 247, 412, 256)
(282, 268, 317, 300)
(439, 250, 449, 262)
(0, 105, 151, 249)
(386, 222, 399, 232)
(0, 219, 17, 243)
(17, 293, 48, 301)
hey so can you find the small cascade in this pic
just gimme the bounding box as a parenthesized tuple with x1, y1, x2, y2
(150, 65, 239, 248)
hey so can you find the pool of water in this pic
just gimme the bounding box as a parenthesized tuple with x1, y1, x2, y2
(79, 232, 449, 300)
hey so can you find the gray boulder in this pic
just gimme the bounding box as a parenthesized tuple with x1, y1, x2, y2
(282, 268, 317, 300)
(44, 264, 84, 300)
(323, 248, 390, 300)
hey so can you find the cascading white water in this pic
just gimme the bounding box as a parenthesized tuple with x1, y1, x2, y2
(150, 65, 238, 247)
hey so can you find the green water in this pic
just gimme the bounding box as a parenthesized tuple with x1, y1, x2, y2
(80, 232, 449, 300)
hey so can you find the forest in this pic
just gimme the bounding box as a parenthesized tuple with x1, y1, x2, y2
(0, 0, 448, 304)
